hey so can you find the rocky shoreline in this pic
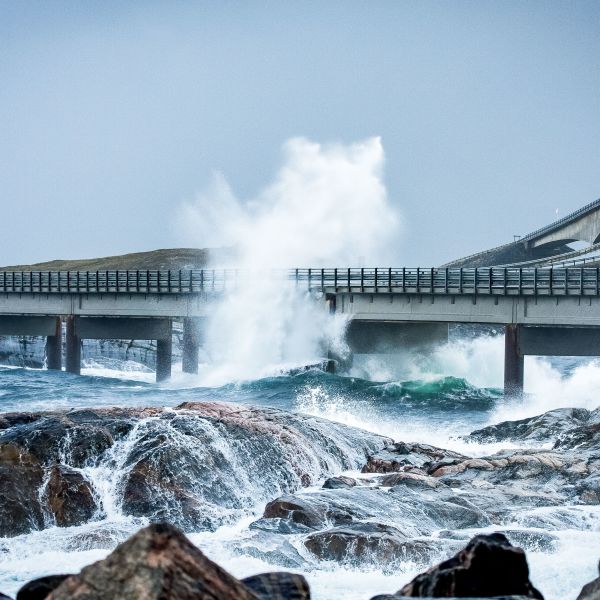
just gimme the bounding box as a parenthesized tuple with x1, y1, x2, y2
(3, 523, 600, 599)
(0, 401, 599, 598)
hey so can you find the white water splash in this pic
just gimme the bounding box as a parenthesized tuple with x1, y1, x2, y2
(175, 137, 398, 385)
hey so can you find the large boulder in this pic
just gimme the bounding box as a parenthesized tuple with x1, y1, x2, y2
(47, 522, 260, 600)
(395, 532, 543, 598)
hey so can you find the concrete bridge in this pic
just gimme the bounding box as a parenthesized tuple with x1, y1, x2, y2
(444, 197, 600, 268)
(2, 266, 600, 394)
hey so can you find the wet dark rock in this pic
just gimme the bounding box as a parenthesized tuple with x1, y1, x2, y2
(395, 532, 544, 598)
(468, 408, 591, 444)
(0, 444, 44, 537)
(304, 523, 439, 567)
(262, 496, 336, 530)
(0, 593, 11, 600)
(363, 443, 467, 474)
(322, 475, 357, 489)
(16, 575, 70, 600)
(0, 403, 387, 536)
(46, 465, 98, 527)
(241, 572, 310, 599)
(576, 561, 600, 600)
(47, 522, 259, 600)
(380, 472, 444, 490)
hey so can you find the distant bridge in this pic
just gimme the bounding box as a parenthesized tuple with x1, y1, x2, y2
(444, 197, 600, 268)
(3, 266, 600, 394)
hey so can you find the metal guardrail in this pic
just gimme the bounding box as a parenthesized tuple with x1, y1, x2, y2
(2, 268, 600, 296)
(294, 267, 600, 296)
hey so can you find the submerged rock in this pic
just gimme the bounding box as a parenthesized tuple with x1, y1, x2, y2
(394, 533, 543, 598)
(46, 523, 260, 600)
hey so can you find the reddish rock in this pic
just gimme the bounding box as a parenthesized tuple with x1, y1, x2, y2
(46, 465, 97, 527)
(47, 522, 259, 600)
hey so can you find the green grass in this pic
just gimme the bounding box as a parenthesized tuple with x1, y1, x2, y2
(0, 248, 236, 271)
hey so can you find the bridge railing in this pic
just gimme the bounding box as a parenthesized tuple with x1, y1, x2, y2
(2, 267, 600, 296)
(0, 269, 240, 294)
(294, 267, 600, 296)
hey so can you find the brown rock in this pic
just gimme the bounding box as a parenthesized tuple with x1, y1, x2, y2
(47, 522, 259, 600)
(46, 465, 97, 527)
(0, 443, 44, 537)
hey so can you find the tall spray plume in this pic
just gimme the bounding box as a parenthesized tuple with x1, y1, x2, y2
(175, 137, 399, 384)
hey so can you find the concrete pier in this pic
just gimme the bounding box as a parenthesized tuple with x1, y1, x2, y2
(182, 317, 203, 375)
(65, 316, 81, 376)
(45, 317, 62, 371)
(504, 324, 524, 397)
(156, 338, 172, 382)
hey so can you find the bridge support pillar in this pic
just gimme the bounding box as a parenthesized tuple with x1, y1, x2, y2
(156, 327, 172, 382)
(45, 317, 62, 371)
(182, 317, 203, 375)
(65, 316, 81, 375)
(504, 324, 524, 397)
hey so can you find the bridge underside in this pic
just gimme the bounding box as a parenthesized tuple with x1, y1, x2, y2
(0, 315, 206, 381)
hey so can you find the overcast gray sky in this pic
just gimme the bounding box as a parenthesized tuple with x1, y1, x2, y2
(1, 1, 599, 266)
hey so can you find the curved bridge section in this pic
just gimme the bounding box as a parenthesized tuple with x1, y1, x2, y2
(522, 197, 600, 249)
(444, 198, 600, 267)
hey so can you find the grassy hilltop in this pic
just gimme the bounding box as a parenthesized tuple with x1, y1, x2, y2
(1, 248, 236, 271)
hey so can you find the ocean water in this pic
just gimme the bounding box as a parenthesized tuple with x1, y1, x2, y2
(0, 343, 599, 599)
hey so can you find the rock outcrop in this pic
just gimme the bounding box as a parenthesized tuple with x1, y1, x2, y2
(0, 403, 388, 537)
(393, 533, 543, 598)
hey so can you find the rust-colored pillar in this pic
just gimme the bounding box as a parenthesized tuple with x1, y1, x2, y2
(504, 324, 524, 397)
